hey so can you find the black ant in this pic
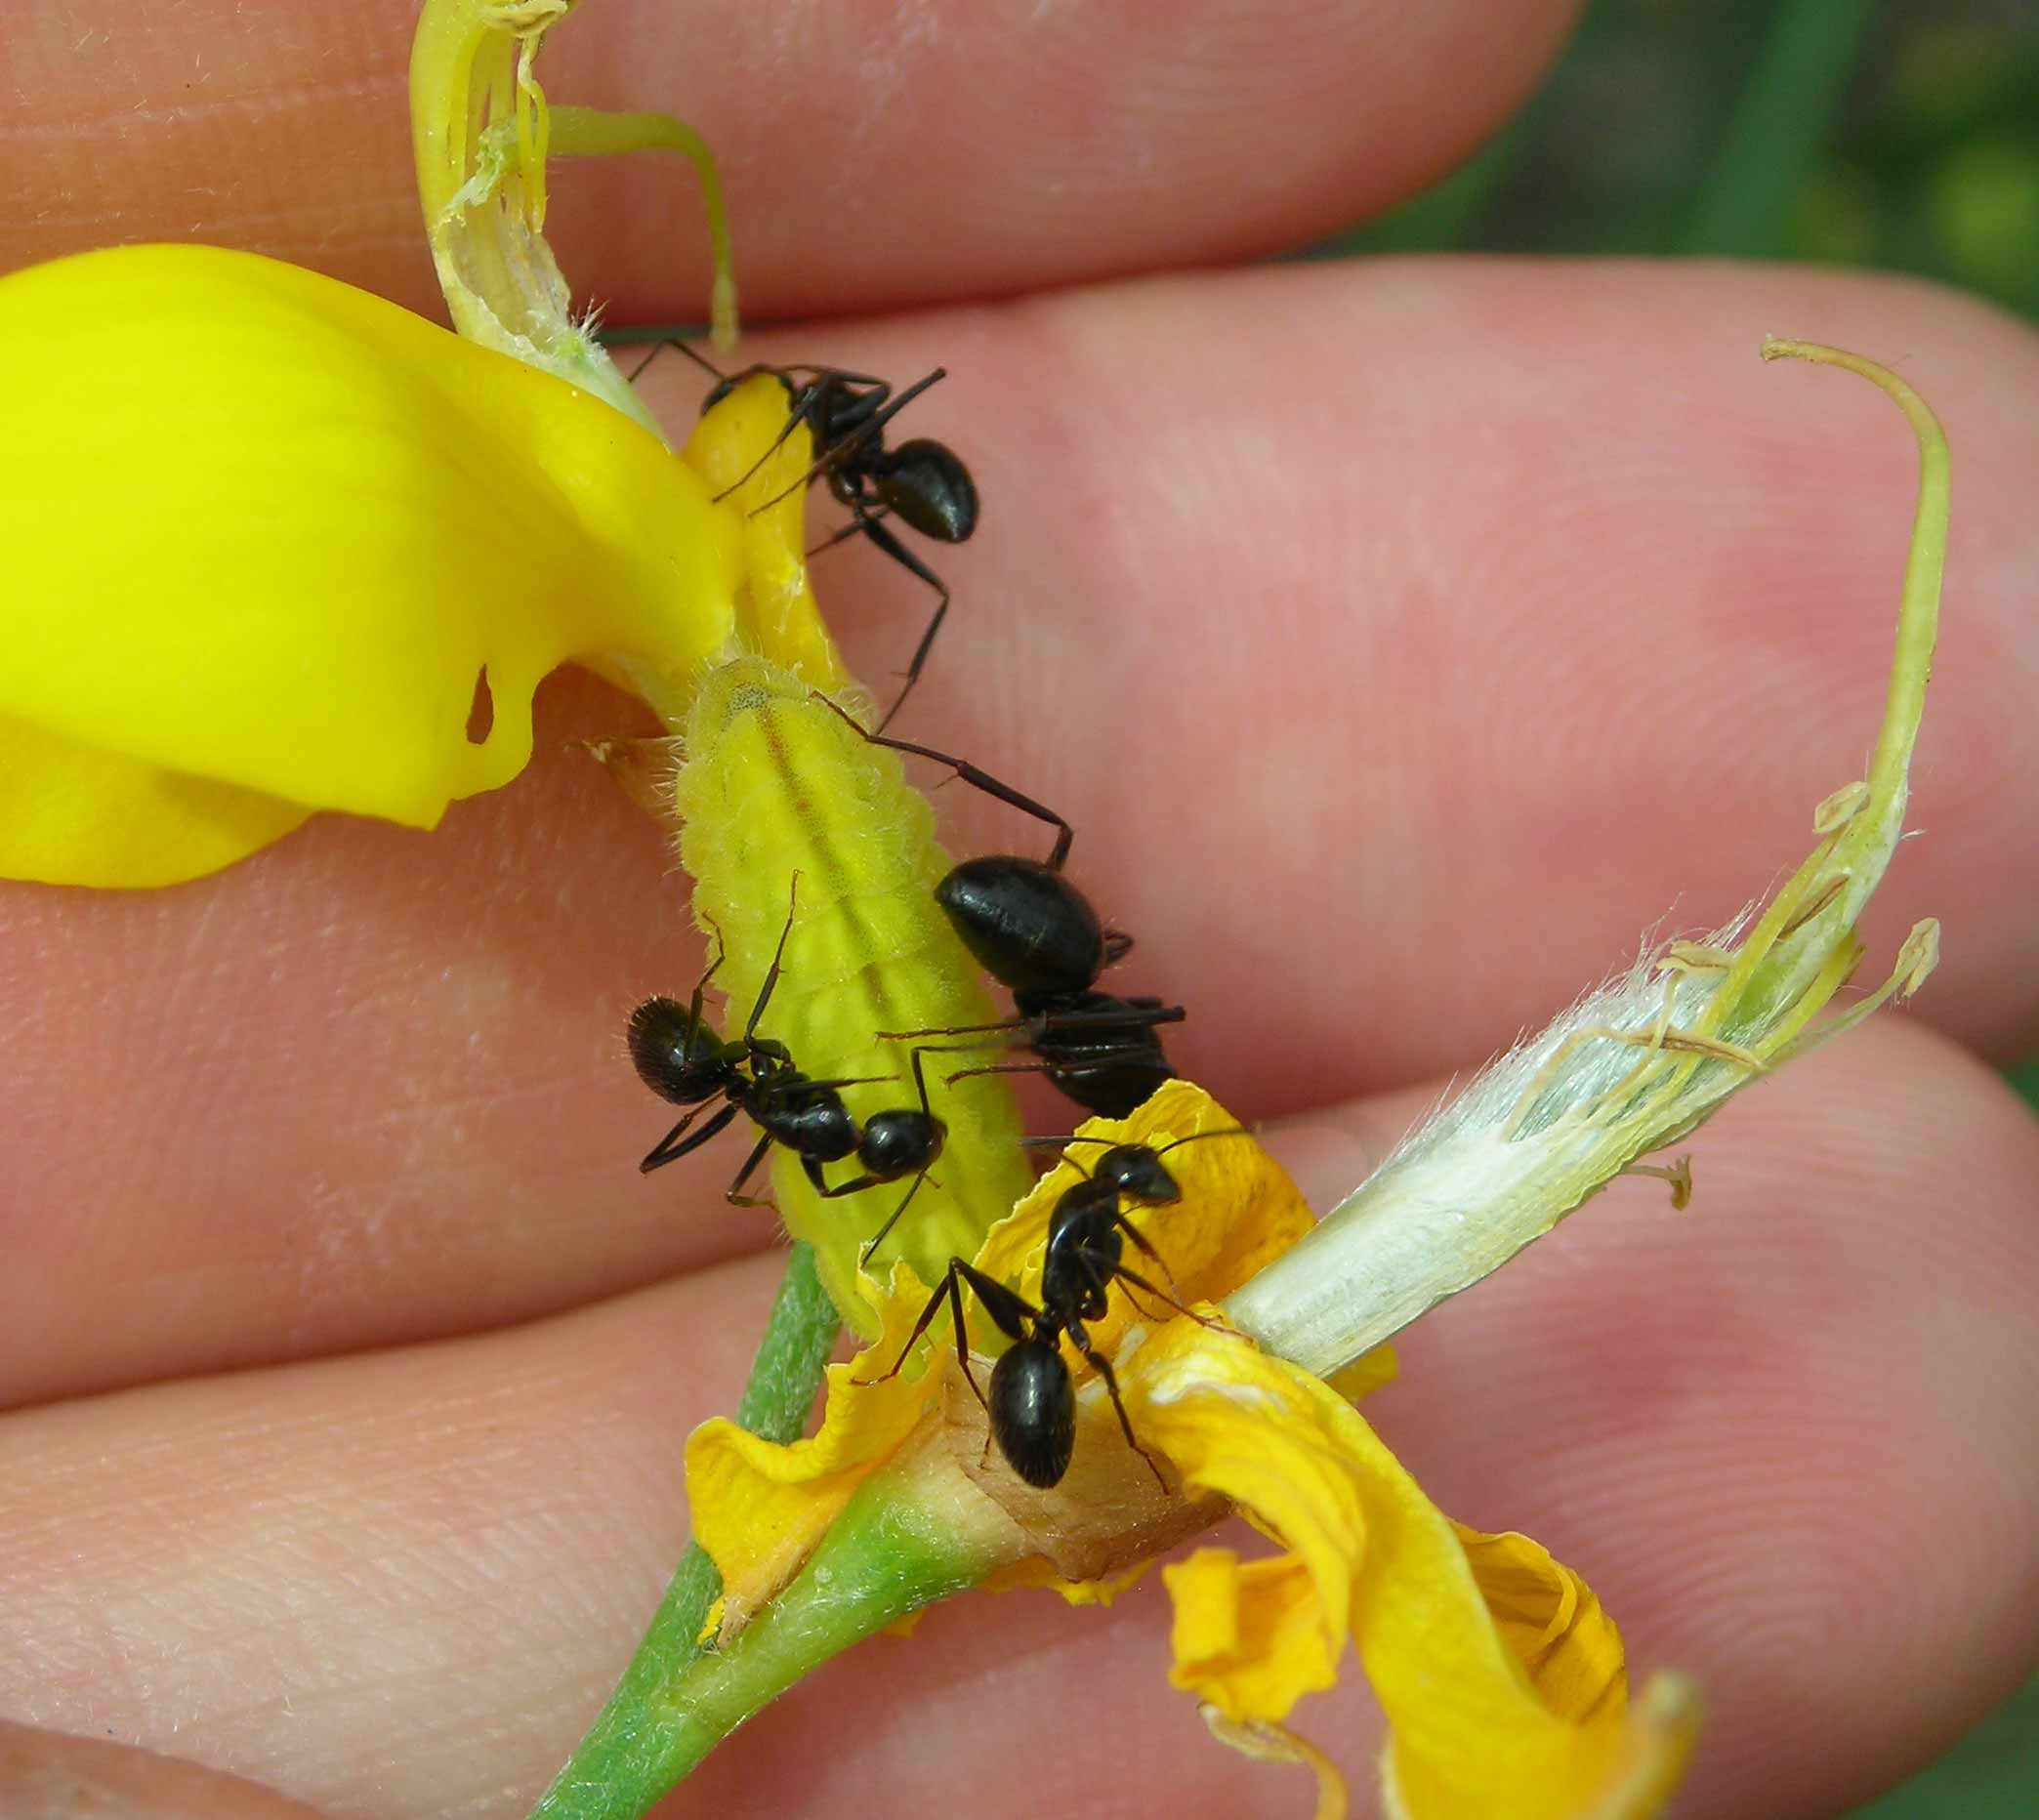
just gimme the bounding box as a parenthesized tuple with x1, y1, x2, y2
(643, 339, 978, 734)
(814, 695, 1183, 1119)
(856, 1131, 1241, 1489)
(627, 879, 946, 1252)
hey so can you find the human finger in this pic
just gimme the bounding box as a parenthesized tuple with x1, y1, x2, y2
(9, 258, 2035, 1407)
(0, 0, 1580, 318)
(4, 1016, 2033, 1817)
(0, 1718, 334, 1819)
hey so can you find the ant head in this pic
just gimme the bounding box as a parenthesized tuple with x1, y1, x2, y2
(1110, 1126, 1254, 1202)
(1025, 1126, 1250, 1204)
(626, 996, 729, 1104)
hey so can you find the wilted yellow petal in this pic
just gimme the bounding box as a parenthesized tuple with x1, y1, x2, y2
(1166, 1550, 1340, 1720)
(1135, 1323, 1676, 1819)
(1201, 1709, 1351, 1820)
(1455, 1526, 1626, 1725)
(981, 1554, 1155, 1605)
(1, 243, 742, 885)
(686, 1263, 946, 1634)
(1326, 1344, 1398, 1403)
(976, 1082, 1314, 1357)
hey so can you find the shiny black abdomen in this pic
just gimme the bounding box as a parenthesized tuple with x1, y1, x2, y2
(876, 439, 978, 544)
(860, 1110, 945, 1178)
(989, 1341, 1076, 1488)
(937, 857, 1105, 998)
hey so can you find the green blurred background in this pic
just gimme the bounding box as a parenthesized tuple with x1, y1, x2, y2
(1321, 3, 2039, 1808)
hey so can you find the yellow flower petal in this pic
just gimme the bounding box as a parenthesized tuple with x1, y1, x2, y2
(0, 710, 310, 889)
(1166, 1550, 1341, 1720)
(1134, 1322, 1679, 1819)
(686, 1263, 946, 1636)
(975, 1082, 1315, 1357)
(678, 378, 848, 698)
(1327, 1343, 1398, 1403)
(1, 243, 742, 885)
(1454, 1525, 1626, 1725)
(1201, 1709, 1351, 1820)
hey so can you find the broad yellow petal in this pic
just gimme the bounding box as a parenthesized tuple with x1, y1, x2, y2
(0, 709, 310, 889)
(1, 243, 742, 885)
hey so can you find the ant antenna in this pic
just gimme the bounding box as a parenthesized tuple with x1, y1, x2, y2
(1021, 1127, 1251, 1159)
(1149, 1127, 1251, 1158)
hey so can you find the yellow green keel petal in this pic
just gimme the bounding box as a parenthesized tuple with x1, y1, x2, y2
(0, 244, 742, 886)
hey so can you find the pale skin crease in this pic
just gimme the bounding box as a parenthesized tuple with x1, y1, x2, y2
(4, 4, 2039, 1817)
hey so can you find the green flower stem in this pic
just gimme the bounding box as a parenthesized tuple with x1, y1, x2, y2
(549, 105, 737, 350)
(645, 1453, 1011, 1784)
(529, 1427, 1011, 1818)
(528, 1243, 839, 1819)
(1680, 0, 1878, 258)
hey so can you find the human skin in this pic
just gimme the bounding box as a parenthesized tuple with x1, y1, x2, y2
(4, 3, 2039, 1816)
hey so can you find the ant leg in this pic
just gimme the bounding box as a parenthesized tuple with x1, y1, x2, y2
(905, 1044, 939, 1119)
(811, 694, 1075, 870)
(1075, 1339, 1169, 1493)
(725, 1132, 778, 1207)
(806, 502, 893, 558)
(794, 1073, 899, 1095)
(709, 381, 831, 504)
(1029, 1002, 1186, 1034)
(641, 1100, 741, 1174)
(624, 339, 677, 386)
(1108, 1277, 1172, 1325)
(873, 1021, 1028, 1046)
(743, 875, 802, 1046)
(1110, 1219, 1195, 1312)
(853, 1261, 960, 1385)
(752, 368, 944, 514)
(661, 337, 731, 387)
(851, 517, 952, 735)
(858, 1172, 929, 1265)
(940, 1047, 1174, 1092)
(939, 1058, 1061, 1090)
(1108, 1259, 1213, 1328)
(852, 1259, 992, 1423)
(672, 925, 731, 1042)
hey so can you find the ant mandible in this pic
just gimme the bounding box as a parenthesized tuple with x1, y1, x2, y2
(856, 1131, 1241, 1489)
(815, 694, 1185, 1119)
(627, 877, 947, 1251)
(648, 339, 978, 734)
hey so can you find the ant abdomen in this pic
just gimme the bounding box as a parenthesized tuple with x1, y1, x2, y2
(860, 1109, 943, 1176)
(871, 439, 978, 544)
(988, 1341, 1076, 1489)
(936, 856, 1108, 998)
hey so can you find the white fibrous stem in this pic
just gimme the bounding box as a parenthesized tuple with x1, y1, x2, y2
(409, 1, 681, 435)
(1226, 340, 1948, 1381)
